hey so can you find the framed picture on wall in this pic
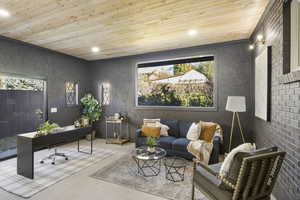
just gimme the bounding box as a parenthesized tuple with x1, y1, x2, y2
(135, 56, 216, 110)
(282, 0, 300, 83)
(255, 46, 272, 121)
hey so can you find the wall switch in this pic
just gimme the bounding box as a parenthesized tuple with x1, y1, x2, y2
(50, 107, 58, 113)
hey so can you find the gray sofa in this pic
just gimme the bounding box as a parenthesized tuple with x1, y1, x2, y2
(135, 120, 222, 164)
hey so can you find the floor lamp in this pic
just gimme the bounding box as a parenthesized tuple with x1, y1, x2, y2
(226, 96, 246, 152)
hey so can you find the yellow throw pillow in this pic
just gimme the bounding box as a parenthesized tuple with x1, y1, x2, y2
(199, 121, 217, 143)
(141, 125, 161, 138)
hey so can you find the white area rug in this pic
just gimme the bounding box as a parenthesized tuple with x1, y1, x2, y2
(0, 146, 115, 198)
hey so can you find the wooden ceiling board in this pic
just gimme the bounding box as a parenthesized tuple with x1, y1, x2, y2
(0, 0, 270, 60)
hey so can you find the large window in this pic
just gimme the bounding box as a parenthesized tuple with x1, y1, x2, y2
(291, 0, 300, 71)
(136, 56, 216, 109)
(0, 74, 46, 160)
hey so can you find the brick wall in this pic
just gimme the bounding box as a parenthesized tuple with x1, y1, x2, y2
(251, 0, 300, 200)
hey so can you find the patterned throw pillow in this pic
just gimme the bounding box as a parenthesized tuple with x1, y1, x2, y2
(199, 121, 217, 143)
(143, 119, 160, 126)
(141, 125, 161, 138)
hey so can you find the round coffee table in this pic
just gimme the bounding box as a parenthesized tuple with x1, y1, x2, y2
(164, 157, 187, 182)
(132, 146, 166, 177)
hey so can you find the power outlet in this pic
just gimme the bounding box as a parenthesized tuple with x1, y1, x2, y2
(50, 107, 58, 113)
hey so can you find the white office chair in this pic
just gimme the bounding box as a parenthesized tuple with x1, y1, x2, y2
(40, 148, 68, 165)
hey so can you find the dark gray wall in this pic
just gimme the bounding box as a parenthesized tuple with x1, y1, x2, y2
(251, 1, 300, 200)
(90, 40, 252, 150)
(0, 36, 91, 126)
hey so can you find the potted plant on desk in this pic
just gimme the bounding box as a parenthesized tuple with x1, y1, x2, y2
(146, 137, 158, 153)
(35, 121, 59, 137)
(80, 94, 103, 140)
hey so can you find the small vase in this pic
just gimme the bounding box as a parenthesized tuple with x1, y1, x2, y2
(147, 146, 156, 153)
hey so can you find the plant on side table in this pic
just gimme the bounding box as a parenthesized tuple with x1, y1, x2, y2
(146, 137, 158, 153)
(80, 93, 103, 140)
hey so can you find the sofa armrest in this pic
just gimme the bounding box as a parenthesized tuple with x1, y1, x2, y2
(209, 136, 221, 164)
(135, 128, 146, 148)
(136, 128, 142, 138)
(193, 158, 218, 176)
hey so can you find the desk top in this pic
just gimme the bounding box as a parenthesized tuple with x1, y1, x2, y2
(18, 125, 91, 139)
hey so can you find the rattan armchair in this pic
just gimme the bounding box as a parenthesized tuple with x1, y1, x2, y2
(192, 151, 286, 200)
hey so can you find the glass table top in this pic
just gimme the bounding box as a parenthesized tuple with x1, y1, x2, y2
(132, 146, 167, 160)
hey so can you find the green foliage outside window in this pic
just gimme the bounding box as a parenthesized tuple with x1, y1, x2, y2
(138, 84, 213, 107)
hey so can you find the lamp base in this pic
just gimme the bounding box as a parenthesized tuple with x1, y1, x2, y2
(228, 112, 246, 152)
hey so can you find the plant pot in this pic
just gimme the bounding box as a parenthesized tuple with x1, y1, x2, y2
(147, 146, 156, 153)
(81, 118, 90, 127)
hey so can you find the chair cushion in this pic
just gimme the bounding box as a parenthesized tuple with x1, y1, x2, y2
(194, 165, 232, 200)
(158, 136, 176, 150)
(172, 138, 190, 152)
(178, 121, 193, 138)
(160, 120, 179, 138)
(209, 162, 222, 174)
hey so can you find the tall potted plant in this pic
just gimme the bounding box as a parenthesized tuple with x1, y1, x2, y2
(80, 94, 103, 139)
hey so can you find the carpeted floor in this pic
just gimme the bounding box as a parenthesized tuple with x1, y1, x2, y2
(0, 147, 115, 198)
(91, 155, 207, 200)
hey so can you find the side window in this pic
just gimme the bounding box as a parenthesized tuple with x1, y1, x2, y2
(65, 81, 78, 106)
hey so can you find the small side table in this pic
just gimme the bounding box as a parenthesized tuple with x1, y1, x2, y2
(164, 157, 187, 182)
(105, 117, 130, 145)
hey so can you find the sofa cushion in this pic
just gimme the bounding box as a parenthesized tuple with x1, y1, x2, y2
(160, 120, 179, 138)
(179, 121, 193, 138)
(172, 138, 190, 153)
(158, 136, 176, 150)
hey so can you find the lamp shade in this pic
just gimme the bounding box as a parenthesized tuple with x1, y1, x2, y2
(226, 96, 246, 112)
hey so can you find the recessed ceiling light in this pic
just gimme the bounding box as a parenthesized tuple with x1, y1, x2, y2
(188, 29, 198, 36)
(0, 8, 10, 18)
(91, 47, 100, 53)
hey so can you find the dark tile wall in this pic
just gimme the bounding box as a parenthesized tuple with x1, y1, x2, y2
(251, 0, 300, 199)
(90, 40, 253, 150)
(0, 36, 91, 126)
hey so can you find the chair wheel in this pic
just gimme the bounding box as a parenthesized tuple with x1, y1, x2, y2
(40, 161, 44, 164)
(51, 162, 55, 165)
(65, 157, 68, 160)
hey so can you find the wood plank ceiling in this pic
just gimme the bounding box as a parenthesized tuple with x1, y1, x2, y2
(0, 0, 269, 60)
